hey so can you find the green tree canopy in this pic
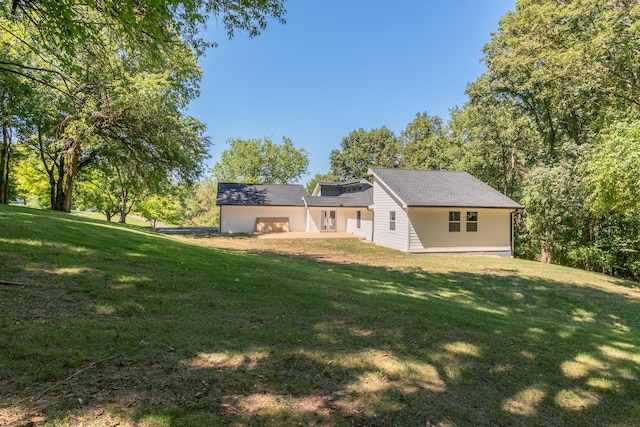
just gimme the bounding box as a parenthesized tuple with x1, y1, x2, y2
(1, 0, 286, 69)
(588, 120, 640, 216)
(305, 172, 340, 194)
(399, 112, 454, 170)
(15, 29, 209, 213)
(212, 136, 308, 184)
(330, 126, 400, 181)
(180, 177, 219, 226)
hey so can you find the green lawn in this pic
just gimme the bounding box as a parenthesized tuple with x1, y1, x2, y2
(70, 210, 151, 227)
(1, 204, 639, 426)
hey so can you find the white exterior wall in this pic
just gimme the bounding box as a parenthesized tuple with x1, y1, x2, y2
(407, 207, 512, 253)
(305, 207, 372, 239)
(344, 208, 373, 240)
(220, 206, 307, 233)
(372, 181, 409, 252)
(306, 207, 321, 233)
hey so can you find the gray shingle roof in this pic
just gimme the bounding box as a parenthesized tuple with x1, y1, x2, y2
(368, 168, 523, 209)
(303, 187, 373, 207)
(216, 182, 307, 206)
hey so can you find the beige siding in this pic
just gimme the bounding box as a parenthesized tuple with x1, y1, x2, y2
(220, 206, 306, 233)
(306, 208, 321, 232)
(372, 181, 409, 251)
(408, 207, 512, 253)
(305, 207, 372, 239)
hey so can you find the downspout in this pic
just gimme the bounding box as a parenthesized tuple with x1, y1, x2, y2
(367, 204, 374, 242)
(219, 205, 223, 233)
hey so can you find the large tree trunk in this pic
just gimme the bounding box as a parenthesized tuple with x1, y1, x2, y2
(540, 241, 552, 264)
(119, 188, 128, 223)
(0, 124, 10, 204)
(52, 155, 66, 211)
(61, 140, 82, 213)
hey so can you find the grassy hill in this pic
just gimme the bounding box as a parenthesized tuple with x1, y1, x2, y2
(1, 204, 639, 426)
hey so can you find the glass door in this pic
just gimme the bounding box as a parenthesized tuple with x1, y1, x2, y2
(321, 210, 337, 231)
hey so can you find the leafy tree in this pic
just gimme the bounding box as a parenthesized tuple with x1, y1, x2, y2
(399, 112, 454, 170)
(1, 0, 286, 73)
(588, 121, 640, 216)
(135, 194, 183, 228)
(481, 0, 640, 160)
(1, 0, 283, 212)
(74, 160, 152, 223)
(12, 143, 50, 207)
(0, 18, 40, 203)
(330, 126, 400, 181)
(180, 177, 219, 226)
(74, 171, 121, 222)
(521, 158, 589, 264)
(24, 31, 208, 213)
(212, 136, 308, 184)
(450, 82, 542, 198)
(305, 172, 340, 194)
(461, 0, 640, 279)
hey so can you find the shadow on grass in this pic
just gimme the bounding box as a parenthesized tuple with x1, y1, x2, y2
(1, 205, 639, 426)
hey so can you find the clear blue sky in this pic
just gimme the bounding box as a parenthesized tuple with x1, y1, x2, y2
(187, 1, 516, 184)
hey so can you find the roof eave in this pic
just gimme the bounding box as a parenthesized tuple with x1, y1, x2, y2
(367, 168, 409, 208)
(406, 204, 523, 209)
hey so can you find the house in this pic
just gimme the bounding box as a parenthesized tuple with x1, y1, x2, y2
(302, 179, 373, 240)
(216, 168, 523, 256)
(367, 168, 523, 256)
(216, 183, 308, 233)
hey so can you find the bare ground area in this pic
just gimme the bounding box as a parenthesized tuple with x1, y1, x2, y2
(178, 233, 507, 274)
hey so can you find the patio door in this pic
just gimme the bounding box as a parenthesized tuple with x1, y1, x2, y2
(321, 210, 336, 232)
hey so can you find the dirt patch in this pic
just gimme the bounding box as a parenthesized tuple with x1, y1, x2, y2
(180, 234, 423, 269)
(176, 234, 488, 277)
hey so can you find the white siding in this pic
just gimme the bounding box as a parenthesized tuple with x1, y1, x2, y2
(305, 207, 322, 232)
(345, 208, 373, 240)
(408, 207, 512, 253)
(220, 206, 306, 233)
(372, 181, 409, 251)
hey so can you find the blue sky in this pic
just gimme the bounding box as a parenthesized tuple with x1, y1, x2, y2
(188, 1, 516, 184)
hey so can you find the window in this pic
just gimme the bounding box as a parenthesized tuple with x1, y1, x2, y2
(466, 211, 478, 232)
(389, 211, 396, 231)
(356, 210, 361, 229)
(449, 211, 461, 232)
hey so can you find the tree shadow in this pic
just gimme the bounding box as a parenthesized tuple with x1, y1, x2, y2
(1, 207, 639, 426)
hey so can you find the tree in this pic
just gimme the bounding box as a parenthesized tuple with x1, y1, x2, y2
(521, 159, 589, 264)
(74, 160, 152, 223)
(180, 177, 220, 226)
(588, 121, 640, 216)
(212, 136, 308, 184)
(24, 31, 208, 213)
(330, 126, 400, 181)
(399, 112, 454, 170)
(480, 0, 640, 160)
(74, 170, 121, 222)
(135, 194, 183, 228)
(1, 0, 283, 212)
(0, 18, 39, 203)
(449, 80, 542, 198)
(12, 143, 50, 207)
(305, 172, 339, 194)
(1, 0, 286, 74)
